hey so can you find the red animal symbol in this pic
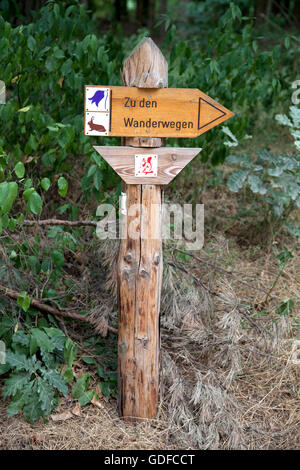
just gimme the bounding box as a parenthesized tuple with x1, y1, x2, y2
(88, 116, 106, 133)
(141, 156, 153, 174)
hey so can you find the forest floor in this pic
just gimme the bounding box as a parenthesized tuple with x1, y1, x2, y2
(0, 120, 300, 450)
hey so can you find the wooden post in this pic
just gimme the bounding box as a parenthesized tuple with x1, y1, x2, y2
(117, 38, 167, 421)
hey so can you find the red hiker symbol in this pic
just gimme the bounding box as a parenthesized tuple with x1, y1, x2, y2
(141, 156, 153, 174)
(134, 154, 157, 177)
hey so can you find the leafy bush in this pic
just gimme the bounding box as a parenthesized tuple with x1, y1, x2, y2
(0, 325, 73, 422)
(224, 106, 300, 237)
(0, 314, 115, 422)
(0, 0, 124, 227)
(275, 105, 300, 151)
(163, 2, 295, 164)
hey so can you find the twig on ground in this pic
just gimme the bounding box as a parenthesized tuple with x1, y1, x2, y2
(22, 219, 97, 227)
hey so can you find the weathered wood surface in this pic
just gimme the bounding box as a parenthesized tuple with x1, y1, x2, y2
(85, 85, 234, 138)
(122, 37, 167, 149)
(122, 37, 168, 89)
(117, 37, 167, 421)
(94, 146, 202, 184)
(118, 184, 162, 420)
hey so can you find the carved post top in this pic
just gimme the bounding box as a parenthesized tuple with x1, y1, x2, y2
(122, 37, 168, 89)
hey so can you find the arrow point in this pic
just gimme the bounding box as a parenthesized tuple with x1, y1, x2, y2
(196, 95, 233, 134)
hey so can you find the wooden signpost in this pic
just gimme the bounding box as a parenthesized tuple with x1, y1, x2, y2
(85, 37, 233, 421)
(85, 86, 233, 138)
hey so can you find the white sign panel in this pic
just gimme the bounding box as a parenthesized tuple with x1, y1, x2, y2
(85, 86, 110, 136)
(135, 154, 158, 177)
(85, 112, 109, 136)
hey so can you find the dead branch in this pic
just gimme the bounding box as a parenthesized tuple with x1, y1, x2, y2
(0, 285, 117, 336)
(22, 219, 97, 227)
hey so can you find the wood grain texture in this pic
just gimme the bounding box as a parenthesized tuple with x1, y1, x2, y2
(117, 37, 167, 421)
(117, 185, 162, 420)
(94, 145, 202, 184)
(85, 86, 234, 138)
(122, 37, 167, 147)
(122, 37, 168, 89)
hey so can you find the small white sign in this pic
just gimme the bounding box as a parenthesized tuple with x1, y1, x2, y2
(85, 86, 110, 112)
(135, 154, 158, 177)
(85, 112, 109, 136)
(120, 192, 127, 215)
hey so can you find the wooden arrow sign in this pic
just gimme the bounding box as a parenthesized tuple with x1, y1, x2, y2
(94, 146, 202, 184)
(85, 86, 233, 138)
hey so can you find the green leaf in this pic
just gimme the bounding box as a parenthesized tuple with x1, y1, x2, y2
(96, 365, 107, 379)
(37, 377, 56, 414)
(41, 177, 51, 191)
(27, 36, 36, 52)
(2, 372, 30, 398)
(58, 176, 68, 197)
(100, 380, 117, 398)
(226, 153, 252, 167)
(247, 174, 267, 195)
(78, 390, 94, 406)
(30, 335, 38, 356)
(3, 372, 30, 398)
(5, 350, 33, 372)
(12, 330, 30, 348)
(71, 373, 90, 399)
(41, 351, 56, 369)
(53, 47, 65, 59)
(41, 369, 68, 396)
(93, 170, 102, 190)
(64, 366, 74, 384)
(91, 152, 102, 167)
(64, 338, 77, 366)
(87, 164, 97, 178)
(227, 170, 249, 192)
(51, 249, 64, 267)
(276, 247, 293, 268)
(268, 167, 283, 177)
(277, 298, 294, 316)
(45, 56, 57, 72)
(28, 191, 42, 215)
(82, 356, 96, 365)
(9, 218, 17, 230)
(23, 187, 34, 201)
(285, 223, 300, 239)
(61, 58, 73, 75)
(23, 388, 43, 423)
(0, 363, 11, 375)
(14, 161, 25, 178)
(6, 394, 25, 417)
(43, 328, 66, 351)
(0, 181, 18, 213)
(31, 328, 54, 353)
(17, 291, 32, 312)
(18, 106, 31, 113)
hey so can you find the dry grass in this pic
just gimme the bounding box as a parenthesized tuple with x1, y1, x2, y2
(0, 399, 181, 450)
